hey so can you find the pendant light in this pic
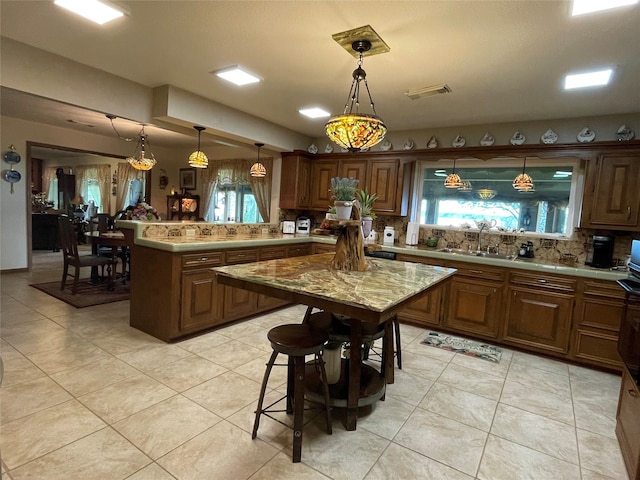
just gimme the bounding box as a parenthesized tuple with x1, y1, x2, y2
(250, 142, 267, 177)
(127, 126, 157, 171)
(513, 157, 535, 192)
(188, 126, 208, 168)
(325, 39, 387, 152)
(444, 158, 462, 188)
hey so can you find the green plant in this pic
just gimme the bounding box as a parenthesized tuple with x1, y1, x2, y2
(330, 177, 359, 202)
(356, 188, 378, 219)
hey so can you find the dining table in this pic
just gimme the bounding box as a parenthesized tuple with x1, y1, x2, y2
(213, 253, 456, 430)
(85, 230, 128, 289)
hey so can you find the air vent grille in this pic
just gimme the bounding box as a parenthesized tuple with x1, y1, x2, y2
(405, 84, 452, 100)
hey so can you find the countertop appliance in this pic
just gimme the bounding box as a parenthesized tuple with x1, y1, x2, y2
(586, 235, 614, 268)
(282, 221, 295, 234)
(406, 222, 419, 246)
(383, 226, 395, 246)
(617, 239, 640, 385)
(296, 217, 310, 235)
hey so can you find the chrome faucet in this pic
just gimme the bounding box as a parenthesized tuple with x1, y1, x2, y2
(477, 224, 487, 253)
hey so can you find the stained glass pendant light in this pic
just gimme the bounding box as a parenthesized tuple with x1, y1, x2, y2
(444, 159, 463, 188)
(127, 126, 157, 171)
(250, 143, 267, 177)
(188, 126, 208, 168)
(325, 40, 387, 152)
(513, 157, 535, 192)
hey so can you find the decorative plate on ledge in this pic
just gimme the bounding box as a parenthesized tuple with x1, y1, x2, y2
(380, 140, 392, 151)
(540, 129, 558, 144)
(480, 133, 494, 147)
(402, 138, 414, 150)
(510, 131, 526, 145)
(427, 136, 438, 148)
(324, 144, 334, 153)
(452, 135, 466, 148)
(577, 127, 595, 143)
(308, 144, 318, 154)
(617, 124, 635, 141)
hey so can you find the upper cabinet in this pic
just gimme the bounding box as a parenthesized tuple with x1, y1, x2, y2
(581, 150, 640, 231)
(280, 151, 412, 216)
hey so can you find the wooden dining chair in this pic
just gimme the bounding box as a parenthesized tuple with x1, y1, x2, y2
(58, 215, 114, 294)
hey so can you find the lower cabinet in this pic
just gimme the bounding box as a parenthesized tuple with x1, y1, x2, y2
(617, 368, 640, 480)
(504, 286, 574, 354)
(445, 277, 503, 339)
(181, 269, 223, 332)
(223, 285, 258, 321)
(396, 254, 445, 327)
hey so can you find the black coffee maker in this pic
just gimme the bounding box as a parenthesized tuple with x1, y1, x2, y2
(586, 235, 615, 268)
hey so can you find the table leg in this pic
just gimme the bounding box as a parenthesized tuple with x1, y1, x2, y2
(383, 318, 395, 384)
(346, 318, 363, 431)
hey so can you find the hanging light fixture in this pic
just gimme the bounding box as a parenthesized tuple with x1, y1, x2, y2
(444, 159, 463, 188)
(513, 157, 535, 192)
(325, 40, 387, 152)
(459, 180, 473, 192)
(126, 126, 157, 171)
(188, 126, 208, 168)
(476, 189, 497, 200)
(250, 142, 267, 177)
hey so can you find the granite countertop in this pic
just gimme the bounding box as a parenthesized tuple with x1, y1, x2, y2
(213, 253, 456, 314)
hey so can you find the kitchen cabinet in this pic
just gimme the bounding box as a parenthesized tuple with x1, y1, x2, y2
(280, 153, 312, 209)
(309, 160, 339, 209)
(504, 272, 575, 355)
(572, 280, 624, 369)
(396, 254, 446, 327)
(581, 152, 640, 231)
(313, 243, 336, 254)
(222, 248, 260, 320)
(444, 261, 504, 339)
(617, 367, 640, 480)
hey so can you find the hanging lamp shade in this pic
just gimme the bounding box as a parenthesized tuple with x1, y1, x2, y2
(188, 126, 208, 168)
(476, 188, 497, 200)
(325, 40, 387, 152)
(513, 157, 535, 192)
(127, 126, 157, 171)
(459, 180, 473, 191)
(250, 142, 267, 177)
(444, 159, 463, 188)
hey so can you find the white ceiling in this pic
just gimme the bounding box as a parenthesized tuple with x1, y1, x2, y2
(1, 0, 639, 152)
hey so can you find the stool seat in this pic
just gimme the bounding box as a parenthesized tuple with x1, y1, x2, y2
(268, 324, 329, 356)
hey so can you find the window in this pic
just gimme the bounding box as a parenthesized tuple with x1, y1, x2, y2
(209, 183, 263, 223)
(414, 158, 582, 236)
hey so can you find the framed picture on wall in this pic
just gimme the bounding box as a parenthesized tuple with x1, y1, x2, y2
(179, 168, 196, 190)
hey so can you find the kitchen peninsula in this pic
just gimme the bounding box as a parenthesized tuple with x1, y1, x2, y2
(118, 220, 628, 374)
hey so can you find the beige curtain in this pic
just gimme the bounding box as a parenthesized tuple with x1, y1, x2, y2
(43, 167, 59, 205)
(200, 157, 273, 222)
(116, 162, 137, 211)
(74, 164, 111, 212)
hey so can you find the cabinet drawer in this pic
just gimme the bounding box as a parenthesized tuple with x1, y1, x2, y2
(584, 280, 627, 300)
(260, 246, 287, 260)
(396, 254, 446, 267)
(182, 252, 224, 269)
(447, 261, 504, 282)
(510, 272, 576, 292)
(225, 249, 259, 265)
(287, 244, 312, 257)
(574, 329, 622, 369)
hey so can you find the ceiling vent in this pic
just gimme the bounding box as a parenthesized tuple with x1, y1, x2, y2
(405, 84, 452, 100)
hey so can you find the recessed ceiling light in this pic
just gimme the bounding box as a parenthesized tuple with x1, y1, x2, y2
(571, 0, 637, 16)
(564, 69, 613, 89)
(54, 0, 127, 25)
(299, 108, 330, 119)
(211, 66, 261, 86)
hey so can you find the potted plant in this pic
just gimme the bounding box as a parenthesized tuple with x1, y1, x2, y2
(356, 188, 378, 238)
(330, 177, 359, 219)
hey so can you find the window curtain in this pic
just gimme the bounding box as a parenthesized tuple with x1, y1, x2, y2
(43, 167, 59, 206)
(74, 164, 111, 212)
(116, 162, 137, 211)
(200, 157, 273, 222)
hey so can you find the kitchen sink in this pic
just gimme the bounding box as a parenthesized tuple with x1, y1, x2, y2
(438, 248, 517, 261)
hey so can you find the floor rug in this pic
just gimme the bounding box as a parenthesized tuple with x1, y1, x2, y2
(30, 280, 129, 308)
(421, 331, 502, 363)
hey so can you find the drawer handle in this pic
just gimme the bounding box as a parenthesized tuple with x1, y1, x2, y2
(629, 389, 638, 397)
(469, 270, 483, 274)
(538, 279, 547, 283)
(199, 257, 208, 262)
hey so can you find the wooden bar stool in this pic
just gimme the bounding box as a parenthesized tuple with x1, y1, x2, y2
(252, 324, 332, 463)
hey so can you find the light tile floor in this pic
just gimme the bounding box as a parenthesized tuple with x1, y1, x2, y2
(0, 250, 630, 479)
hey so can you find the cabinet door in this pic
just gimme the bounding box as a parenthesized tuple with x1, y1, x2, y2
(181, 269, 222, 332)
(616, 368, 640, 480)
(310, 160, 339, 209)
(504, 287, 573, 354)
(340, 159, 367, 185)
(444, 278, 502, 338)
(399, 283, 443, 327)
(367, 159, 400, 213)
(582, 153, 640, 230)
(280, 154, 311, 209)
(223, 286, 257, 321)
